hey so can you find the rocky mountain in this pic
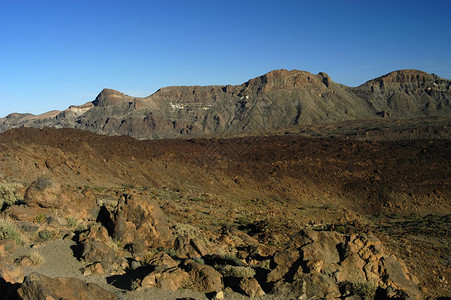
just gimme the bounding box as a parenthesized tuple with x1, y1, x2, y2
(1, 69, 450, 139)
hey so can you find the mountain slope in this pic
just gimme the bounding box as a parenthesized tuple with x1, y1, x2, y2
(1, 69, 450, 139)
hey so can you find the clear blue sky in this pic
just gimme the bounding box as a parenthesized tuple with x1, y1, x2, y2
(1, 0, 450, 117)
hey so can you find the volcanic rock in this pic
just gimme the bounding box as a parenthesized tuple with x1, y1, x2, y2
(17, 272, 118, 300)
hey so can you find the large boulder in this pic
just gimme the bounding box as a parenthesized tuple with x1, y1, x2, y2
(23, 177, 97, 220)
(17, 272, 118, 300)
(141, 267, 189, 290)
(184, 261, 223, 293)
(112, 192, 173, 252)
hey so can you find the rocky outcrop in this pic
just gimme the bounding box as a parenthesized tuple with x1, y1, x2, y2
(24, 177, 98, 220)
(111, 192, 173, 253)
(17, 273, 118, 300)
(1, 69, 449, 139)
(267, 229, 422, 299)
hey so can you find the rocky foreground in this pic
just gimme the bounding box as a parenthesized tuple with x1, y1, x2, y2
(0, 184, 424, 299)
(0, 127, 450, 299)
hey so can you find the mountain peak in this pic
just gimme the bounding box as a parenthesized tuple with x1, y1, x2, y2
(92, 88, 132, 107)
(245, 69, 333, 93)
(364, 69, 437, 87)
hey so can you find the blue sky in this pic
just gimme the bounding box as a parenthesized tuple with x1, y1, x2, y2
(1, 0, 450, 117)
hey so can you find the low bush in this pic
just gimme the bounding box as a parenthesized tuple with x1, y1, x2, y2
(219, 265, 255, 278)
(29, 250, 45, 266)
(0, 218, 24, 245)
(0, 183, 24, 210)
(350, 282, 377, 300)
(38, 230, 53, 242)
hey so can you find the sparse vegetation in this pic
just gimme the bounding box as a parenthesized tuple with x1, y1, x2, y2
(34, 213, 46, 224)
(38, 230, 53, 242)
(0, 218, 24, 245)
(130, 278, 141, 291)
(350, 282, 377, 300)
(218, 265, 255, 278)
(221, 254, 245, 266)
(29, 250, 45, 266)
(0, 183, 24, 210)
(66, 217, 77, 228)
(191, 256, 205, 265)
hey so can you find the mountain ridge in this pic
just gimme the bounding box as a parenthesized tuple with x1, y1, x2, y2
(1, 69, 450, 139)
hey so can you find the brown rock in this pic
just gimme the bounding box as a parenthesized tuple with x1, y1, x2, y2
(238, 277, 265, 298)
(16, 256, 33, 268)
(146, 252, 178, 268)
(141, 267, 189, 290)
(85, 225, 110, 243)
(82, 240, 115, 264)
(0, 264, 24, 284)
(190, 238, 208, 257)
(267, 248, 300, 282)
(301, 230, 343, 264)
(22, 178, 97, 220)
(185, 262, 223, 293)
(82, 262, 104, 275)
(382, 255, 422, 299)
(24, 177, 63, 208)
(113, 192, 173, 252)
(337, 253, 366, 283)
(18, 272, 118, 300)
(0, 239, 17, 257)
(174, 235, 197, 258)
(300, 272, 341, 299)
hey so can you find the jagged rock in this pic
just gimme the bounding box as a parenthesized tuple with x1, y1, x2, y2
(82, 262, 104, 275)
(184, 261, 223, 293)
(299, 272, 341, 299)
(238, 277, 265, 298)
(174, 235, 208, 258)
(24, 177, 63, 208)
(0, 239, 17, 257)
(18, 272, 118, 299)
(266, 248, 300, 282)
(141, 266, 189, 290)
(85, 224, 110, 243)
(22, 178, 97, 220)
(0, 264, 24, 284)
(81, 240, 115, 265)
(266, 229, 423, 299)
(213, 291, 224, 300)
(112, 192, 173, 253)
(300, 229, 344, 263)
(146, 252, 178, 268)
(337, 253, 366, 283)
(382, 255, 422, 299)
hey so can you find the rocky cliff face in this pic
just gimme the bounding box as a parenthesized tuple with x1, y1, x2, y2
(1, 69, 450, 139)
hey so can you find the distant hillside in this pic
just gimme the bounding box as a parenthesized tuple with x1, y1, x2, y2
(1, 69, 450, 139)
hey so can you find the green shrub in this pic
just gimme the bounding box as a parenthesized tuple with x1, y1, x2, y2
(221, 254, 245, 266)
(0, 218, 24, 245)
(334, 225, 347, 234)
(0, 183, 24, 210)
(350, 282, 377, 300)
(34, 213, 46, 224)
(38, 230, 53, 242)
(219, 265, 255, 278)
(191, 257, 205, 264)
(66, 217, 77, 228)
